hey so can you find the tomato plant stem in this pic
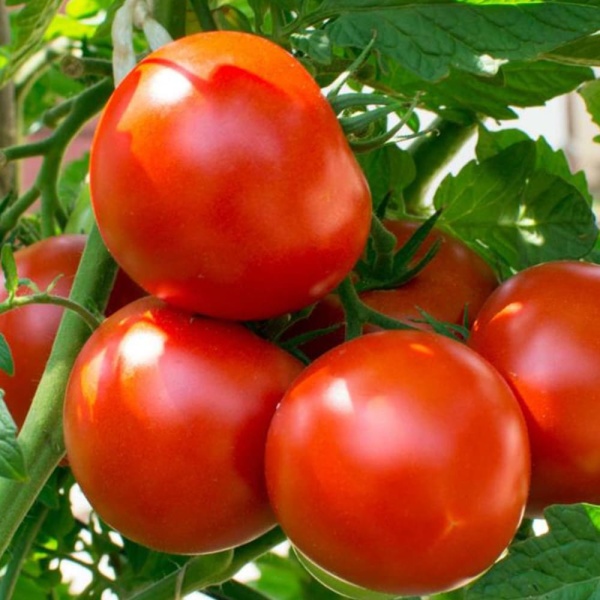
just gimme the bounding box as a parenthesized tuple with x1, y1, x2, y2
(0, 227, 118, 559)
(403, 117, 477, 215)
(337, 276, 417, 339)
(0, 78, 113, 237)
(0, 292, 102, 330)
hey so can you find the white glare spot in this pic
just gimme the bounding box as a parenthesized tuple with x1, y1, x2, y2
(148, 67, 193, 105)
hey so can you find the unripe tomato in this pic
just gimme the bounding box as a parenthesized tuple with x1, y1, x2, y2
(469, 260, 600, 515)
(265, 330, 530, 596)
(90, 31, 371, 321)
(63, 296, 303, 554)
(0, 234, 143, 429)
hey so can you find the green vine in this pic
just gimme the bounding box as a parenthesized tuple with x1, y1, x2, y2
(0, 290, 102, 330)
(0, 77, 113, 238)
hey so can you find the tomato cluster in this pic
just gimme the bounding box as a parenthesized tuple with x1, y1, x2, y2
(4, 28, 600, 600)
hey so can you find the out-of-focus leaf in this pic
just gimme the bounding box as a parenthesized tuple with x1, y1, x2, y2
(0, 0, 62, 88)
(0, 393, 27, 481)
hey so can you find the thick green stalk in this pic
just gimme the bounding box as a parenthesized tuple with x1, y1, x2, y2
(403, 117, 477, 215)
(0, 226, 118, 559)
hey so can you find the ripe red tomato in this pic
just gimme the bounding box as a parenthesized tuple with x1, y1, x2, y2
(364, 219, 498, 327)
(90, 31, 371, 321)
(0, 234, 143, 429)
(468, 260, 600, 515)
(265, 330, 530, 596)
(285, 218, 498, 358)
(63, 296, 303, 554)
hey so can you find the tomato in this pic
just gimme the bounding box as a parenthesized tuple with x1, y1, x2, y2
(285, 218, 498, 358)
(265, 330, 530, 596)
(0, 234, 143, 429)
(63, 296, 303, 554)
(90, 31, 371, 321)
(468, 260, 600, 516)
(363, 219, 498, 326)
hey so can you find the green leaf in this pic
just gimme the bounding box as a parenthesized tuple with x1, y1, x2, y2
(22, 66, 84, 133)
(252, 550, 346, 600)
(476, 128, 595, 207)
(11, 576, 49, 600)
(0, 334, 14, 377)
(0, 0, 62, 88)
(323, 2, 600, 81)
(534, 137, 595, 207)
(357, 144, 416, 215)
(475, 127, 531, 161)
(434, 140, 598, 275)
(65, 0, 112, 19)
(466, 504, 600, 599)
(0, 393, 27, 481)
(369, 59, 593, 120)
(210, 580, 275, 599)
(58, 153, 90, 215)
(543, 34, 600, 67)
(64, 183, 94, 234)
(579, 79, 600, 139)
(291, 30, 333, 64)
(44, 14, 99, 40)
(1, 244, 19, 298)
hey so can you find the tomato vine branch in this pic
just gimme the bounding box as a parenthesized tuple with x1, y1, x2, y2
(0, 291, 102, 330)
(0, 77, 113, 238)
(336, 277, 416, 340)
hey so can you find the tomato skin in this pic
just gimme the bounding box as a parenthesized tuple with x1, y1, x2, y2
(285, 219, 498, 358)
(0, 234, 143, 429)
(265, 330, 530, 596)
(468, 260, 600, 515)
(63, 296, 303, 554)
(90, 31, 371, 321)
